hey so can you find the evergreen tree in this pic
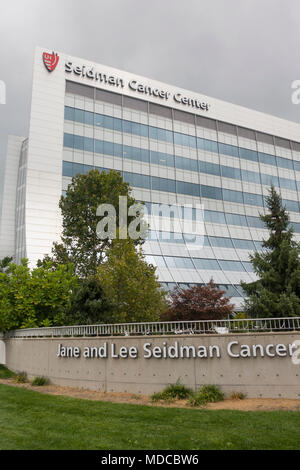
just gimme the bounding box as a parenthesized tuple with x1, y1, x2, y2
(241, 186, 300, 317)
(64, 277, 113, 326)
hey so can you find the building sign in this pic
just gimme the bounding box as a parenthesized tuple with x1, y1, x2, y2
(43, 51, 59, 72)
(57, 340, 297, 360)
(64, 61, 210, 111)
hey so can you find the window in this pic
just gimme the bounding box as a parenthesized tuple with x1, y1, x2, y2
(64, 106, 74, 121)
(174, 132, 197, 148)
(243, 262, 254, 272)
(293, 161, 300, 172)
(62, 161, 73, 177)
(247, 216, 265, 228)
(177, 181, 200, 197)
(201, 185, 223, 200)
(152, 151, 174, 167)
(223, 189, 244, 204)
(123, 172, 151, 190)
(124, 145, 150, 163)
(279, 177, 296, 191)
(277, 156, 294, 170)
(74, 135, 84, 150)
(219, 260, 245, 271)
(74, 108, 85, 123)
(200, 161, 220, 176)
(243, 192, 263, 207)
(149, 126, 173, 143)
(209, 236, 234, 248)
(282, 199, 299, 212)
(197, 137, 218, 153)
(84, 136, 94, 152)
(219, 142, 239, 158)
(239, 147, 258, 162)
(204, 210, 226, 224)
(233, 239, 255, 250)
(241, 169, 260, 184)
(73, 162, 84, 176)
(226, 213, 248, 226)
(193, 258, 220, 270)
(221, 165, 241, 180)
(124, 120, 148, 138)
(152, 177, 176, 193)
(63, 133, 74, 148)
(176, 156, 198, 172)
(261, 173, 279, 187)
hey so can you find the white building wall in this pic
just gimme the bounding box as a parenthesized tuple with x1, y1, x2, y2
(25, 47, 65, 266)
(0, 135, 24, 260)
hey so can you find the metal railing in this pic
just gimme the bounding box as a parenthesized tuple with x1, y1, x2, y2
(3, 317, 300, 339)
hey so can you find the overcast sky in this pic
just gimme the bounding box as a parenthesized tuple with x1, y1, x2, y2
(1, 0, 300, 203)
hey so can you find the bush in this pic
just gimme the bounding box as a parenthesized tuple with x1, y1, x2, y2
(13, 371, 28, 383)
(31, 376, 49, 386)
(189, 385, 225, 407)
(229, 391, 247, 400)
(0, 365, 15, 379)
(151, 380, 194, 402)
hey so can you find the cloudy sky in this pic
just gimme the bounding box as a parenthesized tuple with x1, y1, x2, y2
(0, 0, 300, 202)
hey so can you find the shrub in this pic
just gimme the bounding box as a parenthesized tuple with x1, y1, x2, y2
(31, 376, 49, 386)
(0, 365, 15, 379)
(151, 380, 194, 402)
(189, 385, 225, 407)
(162, 279, 234, 321)
(229, 391, 247, 400)
(13, 371, 28, 383)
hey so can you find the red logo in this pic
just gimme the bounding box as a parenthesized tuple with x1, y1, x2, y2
(43, 51, 59, 72)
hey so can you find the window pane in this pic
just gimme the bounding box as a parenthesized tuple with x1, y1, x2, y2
(239, 147, 258, 162)
(223, 189, 244, 204)
(197, 138, 218, 153)
(62, 161, 73, 177)
(63, 133, 74, 148)
(201, 185, 222, 200)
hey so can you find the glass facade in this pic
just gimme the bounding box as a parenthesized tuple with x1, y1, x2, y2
(62, 80, 300, 309)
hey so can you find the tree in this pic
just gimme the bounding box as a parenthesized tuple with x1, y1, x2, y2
(63, 276, 113, 326)
(50, 169, 144, 277)
(97, 238, 168, 323)
(0, 260, 78, 331)
(0, 256, 13, 273)
(241, 186, 300, 318)
(162, 279, 234, 321)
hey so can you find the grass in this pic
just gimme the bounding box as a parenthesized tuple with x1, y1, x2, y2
(0, 365, 15, 379)
(189, 385, 225, 407)
(151, 381, 193, 402)
(13, 371, 28, 384)
(0, 384, 300, 449)
(31, 376, 49, 386)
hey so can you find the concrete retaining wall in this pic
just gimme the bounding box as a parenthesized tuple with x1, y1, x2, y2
(3, 332, 300, 398)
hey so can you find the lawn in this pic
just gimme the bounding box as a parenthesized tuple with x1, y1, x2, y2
(0, 383, 300, 450)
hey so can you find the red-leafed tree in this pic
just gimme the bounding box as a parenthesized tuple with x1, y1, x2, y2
(162, 279, 234, 321)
